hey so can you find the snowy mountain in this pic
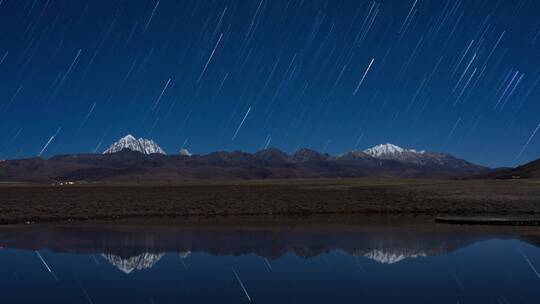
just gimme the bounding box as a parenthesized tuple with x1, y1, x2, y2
(359, 143, 476, 169)
(103, 134, 166, 155)
(101, 252, 165, 274)
(179, 148, 192, 156)
(364, 143, 425, 158)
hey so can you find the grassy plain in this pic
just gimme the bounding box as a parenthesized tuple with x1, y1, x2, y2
(0, 178, 539, 224)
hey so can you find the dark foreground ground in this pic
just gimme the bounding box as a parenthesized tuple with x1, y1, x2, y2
(0, 178, 539, 224)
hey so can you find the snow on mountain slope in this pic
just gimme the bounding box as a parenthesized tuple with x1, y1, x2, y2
(346, 143, 484, 170)
(103, 134, 166, 155)
(179, 148, 192, 156)
(364, 143, 425, 158)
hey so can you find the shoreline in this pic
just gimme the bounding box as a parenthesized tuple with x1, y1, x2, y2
(435, 216, 540, 226)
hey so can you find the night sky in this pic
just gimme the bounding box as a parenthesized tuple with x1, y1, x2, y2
(0, 0, 539, 167)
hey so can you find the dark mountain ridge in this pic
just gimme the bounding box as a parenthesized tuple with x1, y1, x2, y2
(484, 158, 540, 179)
(0, 145, 489, 183)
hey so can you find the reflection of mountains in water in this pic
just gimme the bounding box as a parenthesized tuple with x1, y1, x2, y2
(0, 223, 537, 272)
(101, 252, 166, 274)
(98, 239, 445, 273)
(100, 246, 430, 274)
(362, 249, 427, 264)
(101, 251, 191, 274)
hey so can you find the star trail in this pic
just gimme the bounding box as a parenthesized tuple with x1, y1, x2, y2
(0, 0, 539, 166)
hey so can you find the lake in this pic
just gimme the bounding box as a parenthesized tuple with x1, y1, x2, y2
(0, 217, 539, 303)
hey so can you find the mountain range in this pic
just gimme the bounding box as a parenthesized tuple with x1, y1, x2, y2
(0, 134, 534, 182)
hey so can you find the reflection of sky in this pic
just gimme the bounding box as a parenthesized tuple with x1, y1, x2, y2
(0, 239, 539, 303)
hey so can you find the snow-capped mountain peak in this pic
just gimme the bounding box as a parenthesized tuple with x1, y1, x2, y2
(364, 143, 425, 158)
(103, 134, 166, 155)
(179, 148, 192, 156)
(122, 134, 136, 141)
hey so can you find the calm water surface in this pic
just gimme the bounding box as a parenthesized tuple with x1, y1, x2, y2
(0, 220, 539, 303)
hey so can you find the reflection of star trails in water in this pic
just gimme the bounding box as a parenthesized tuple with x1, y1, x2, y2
(355, 256, 366, 274)
(35, 250, 59, 281)
(519, 248, 540, 279)
(232, 267, 251, 302)
(263, 257, 272, 271)
(35, 251, 51, 272)
(78, 279, 95, 304)
(180, 257, 188, 269)
(451, 272, 464, 291)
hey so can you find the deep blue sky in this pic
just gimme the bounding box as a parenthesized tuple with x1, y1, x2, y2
(0, 0, 539, 167)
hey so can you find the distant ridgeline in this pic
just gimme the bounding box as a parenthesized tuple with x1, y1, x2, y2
(0, 135, 496, 183)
